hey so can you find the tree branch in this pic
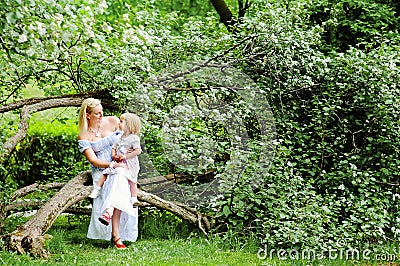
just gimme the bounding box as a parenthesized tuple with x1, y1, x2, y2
(1, 98, 84, 162)
(238, 0, 251, 20)
(0, 90, 111, 114)
(6, 171, 93, 258)
(152, 34, 258, 88)
(0, 90, 118, 162)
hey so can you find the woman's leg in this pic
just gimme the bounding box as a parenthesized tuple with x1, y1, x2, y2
(111, 209, 126, 248)
(111, 208, 121, 238)
(111, 209, 125, 247)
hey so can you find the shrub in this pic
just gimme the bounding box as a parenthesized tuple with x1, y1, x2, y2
(212, 1, 400, 250)
(3, 126, 86, 187)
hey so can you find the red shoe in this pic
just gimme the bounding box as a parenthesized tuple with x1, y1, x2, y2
(111, 237, 126, 249)
(98, 212, 111, 226)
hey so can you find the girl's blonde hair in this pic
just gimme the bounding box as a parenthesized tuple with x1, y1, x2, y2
(78, 98, 101, 134)
(122, 113, 141, 136)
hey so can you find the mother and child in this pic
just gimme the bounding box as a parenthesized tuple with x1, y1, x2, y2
(77, 98, 142, 249)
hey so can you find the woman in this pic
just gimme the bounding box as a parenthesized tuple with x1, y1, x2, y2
(77, 98, 138, 249)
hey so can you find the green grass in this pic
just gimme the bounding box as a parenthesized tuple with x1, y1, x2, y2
(0, 212, 262, 266)
(0, 238, 261, 266)
(0, 211, 389, 266)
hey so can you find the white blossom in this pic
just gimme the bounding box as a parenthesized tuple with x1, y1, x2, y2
(18, 33, 27, 43)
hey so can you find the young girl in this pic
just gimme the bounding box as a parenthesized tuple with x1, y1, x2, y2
(90, 113, 142, 209)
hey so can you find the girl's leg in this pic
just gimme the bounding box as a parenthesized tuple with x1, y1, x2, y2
(129, 180, 140, 205)
(129, 180, 137, 197)
(89, 174, 107, 198)
(97, 174, 107, 187)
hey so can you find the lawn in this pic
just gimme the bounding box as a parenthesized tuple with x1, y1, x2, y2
(0, 212, 264, 266)
(0, 211, 386, 266)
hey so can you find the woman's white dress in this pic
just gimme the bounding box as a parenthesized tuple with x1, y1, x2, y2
(78, 131, 138, 242)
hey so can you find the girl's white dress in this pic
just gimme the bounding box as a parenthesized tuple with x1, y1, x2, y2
(78, 131, 138, 242)
(103, 134, 140, 183)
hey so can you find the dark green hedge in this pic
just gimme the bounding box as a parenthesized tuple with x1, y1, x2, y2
(3, 133, 87, 187)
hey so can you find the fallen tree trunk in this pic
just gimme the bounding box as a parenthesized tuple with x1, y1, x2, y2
(4, 171, 211, 258)
(0, 182, 66, 233)
(137, 190, 210, 235)
(5, 171, 93, 258)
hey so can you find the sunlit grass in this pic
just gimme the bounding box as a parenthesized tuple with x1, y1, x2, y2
(28, 107, 79, 135)
(0, 212, 262, 266)
(0, 211, 386, 266)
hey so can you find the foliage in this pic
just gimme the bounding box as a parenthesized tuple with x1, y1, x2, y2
(307, 0, 400, 51)
(3, 132, 86, 187)
(110, 0, 214, 18)
(210, 0, 400, 252)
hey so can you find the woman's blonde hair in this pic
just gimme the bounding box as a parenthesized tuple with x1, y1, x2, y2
(78, 98, 101, 134)
(122, 113, 141, 136)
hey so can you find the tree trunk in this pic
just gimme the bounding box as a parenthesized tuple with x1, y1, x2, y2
(4, 171, 210, 258)
(209, 0, 236, 30)
(137, 190, 210, 235)
(6, 171, 92, 258)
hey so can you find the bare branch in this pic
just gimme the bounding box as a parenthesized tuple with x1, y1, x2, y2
(0, 90, 119, 162)
(10, 182, 65, 202)
(137, 189, 211, 232)
(5, 199, 47, 213)
(1, 97, 84, 162)
(0, 90, 110, 114)
(152, 34, 258, 87)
